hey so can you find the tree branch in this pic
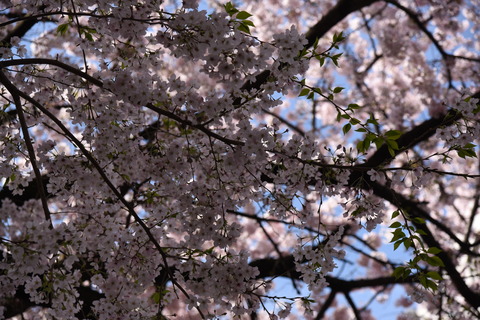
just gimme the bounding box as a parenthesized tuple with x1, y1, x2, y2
(239, 0, 381, 96)
(314, 290, 336, 320)
(366, 180, 480, 309)
(345, 292, 362, 320)
(0, 17, 38, 49)
(0, 70, 52, 225)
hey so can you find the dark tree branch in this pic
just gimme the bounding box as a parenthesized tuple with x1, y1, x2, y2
(3, 286, 49, 319)
(256, 220, 301, 294)
(249, 255, 414, 289)
(0, 17, 38, 48)
(2, 284, 104, 319)
(314, 290, 336, 320)
(0, 176, 50, 208)
(144, 103, 244, 146)
(239, 0, 381, 96)
(386, 0, 480, 64)
(345, 292, 362, 320)
(228, 210, 399, 268)
(304, 0, 381, 48)
(0, 70, 52, 224)
(352, 109, 461, 173)
(366, 180, 480, 309)
(261, 107, 306, 137)
(465, 157, 480, 243)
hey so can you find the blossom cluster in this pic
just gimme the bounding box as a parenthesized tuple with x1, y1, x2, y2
(436, 93, 480, 149)
(293, 226, 346, 291)
(1, 0, 480, 318)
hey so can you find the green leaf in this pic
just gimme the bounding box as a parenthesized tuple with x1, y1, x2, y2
(299, 88, 310, 97)
(236, 11, 252, 19)
(348, 103, 362, 110)
(84, 32, 94, 42)
(403, 238, 412, 250)
(464, 143, 477, 149)
(318, 56, 325, 66)
(363, 137, 372, 151)
(367, 115, 379, 125)
(425, 255, 445, 267)
(333, 31, 345, 43)
(355, 128, 367, 133)
(385, 130, 402, 140)
(242, 19, 255, 27)
(373, 137, 383, 149)
(426, 279, 438, 291)
(331, 53, 342, 67)
(299, 48, 310, 58)
(387, 146, 395, 157)
(333, 86, 344, 93)
(465, 149, 475, 158)
(419, 274, 427, 287)
(356, 140, 365, 153)
(389, 221, 402, 228)
(224, 2, 238, 15)
(393, 239, 403, 250)
(427, 271, 443, 281)
(391, 229, 406, 242)
(349, 118, 361, 125)
(416, 229, 427, 235)
(393, 266, 405, 279)
(411, 235, 423, 243)
(412, 217, 426, 224)
(151, 292, 161, 304)
(342, 123, 351, 135)
(427, 247, 442, 255)
(391, 210, 400, 219)
(386, 139, 399, 150)
(57, 23, 69, 35)
(237, 22, 251, 34)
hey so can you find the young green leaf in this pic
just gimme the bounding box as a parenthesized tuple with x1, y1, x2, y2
(342, 123, 351, 135)
(236, 11, 252, 19)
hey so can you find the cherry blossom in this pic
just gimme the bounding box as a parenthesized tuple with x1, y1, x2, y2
(1, 0, 480, 319)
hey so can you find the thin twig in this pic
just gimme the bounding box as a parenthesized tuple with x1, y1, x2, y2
(0, 70, 52, 226)
(145, 103, 244, 146)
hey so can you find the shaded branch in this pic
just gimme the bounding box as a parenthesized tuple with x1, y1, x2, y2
(386, 0, 480, 64)
(228, 210, 398, 269)
(239, 0, 381, 96)
(261, 107, 305, 137)
(304, 0, 381, 48)
(0, 17, 38, 48)
(366, 180, 480, 309)
(0, 70, 52, 224)
(314, 290, 336, 320)
(0, 175, 50, 208)
(345, 292, 362, 320)
(144, 103, 244, 146)
(250, 255, 414, 290)
(0, 58, 103, 87)
(352, 109, 462, 173)
(2, 284, 103, 319)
